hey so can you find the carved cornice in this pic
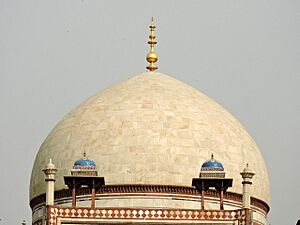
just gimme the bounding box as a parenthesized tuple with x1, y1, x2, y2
(30, 184, 269, 214)
(251, 197, 270, 214)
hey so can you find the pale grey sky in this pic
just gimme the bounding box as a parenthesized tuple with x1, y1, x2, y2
(0, 1, 299, 224)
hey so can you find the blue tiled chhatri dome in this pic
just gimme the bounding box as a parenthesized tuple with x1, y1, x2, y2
(199, 154, 225, 178)
(73, 151, 96, 170)
(201, 154, 224, 171)
(71, 151, 98, 176)
(74, 158, 96, 167)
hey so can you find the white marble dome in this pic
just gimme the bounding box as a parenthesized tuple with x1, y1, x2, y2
(30, 72, 270, 204)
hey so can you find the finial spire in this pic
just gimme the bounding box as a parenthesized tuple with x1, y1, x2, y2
(146, 17, 158, 71)
(211, 153, 214, 160)
(83, 149, 87, 158)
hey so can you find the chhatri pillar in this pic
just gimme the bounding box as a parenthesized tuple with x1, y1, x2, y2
(192, 154, 233, 210)
(64, 151, 105, 208)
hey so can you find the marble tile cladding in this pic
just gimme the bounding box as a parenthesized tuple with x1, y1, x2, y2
(30, 72, 270, 204)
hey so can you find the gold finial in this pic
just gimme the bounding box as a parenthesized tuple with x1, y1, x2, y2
(146, 17, 158, 71)
(211, 153, 214, 160)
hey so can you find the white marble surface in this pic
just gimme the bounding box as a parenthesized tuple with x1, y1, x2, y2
(30, 72, 270, 204)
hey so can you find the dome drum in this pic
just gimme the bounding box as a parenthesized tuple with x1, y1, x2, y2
(30, 183, 269, 225)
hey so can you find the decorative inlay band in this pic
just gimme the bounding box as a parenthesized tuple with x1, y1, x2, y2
(47, 206, 247, 225)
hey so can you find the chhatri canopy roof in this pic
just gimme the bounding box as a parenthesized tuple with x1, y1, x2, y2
(201, 154, 224, 170)
(30, 72, 270, 204)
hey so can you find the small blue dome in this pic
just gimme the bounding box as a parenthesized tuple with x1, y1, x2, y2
(74, 158, 96, 167)
(202, 160, 223, 169)
(201, 154, 224, 169)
